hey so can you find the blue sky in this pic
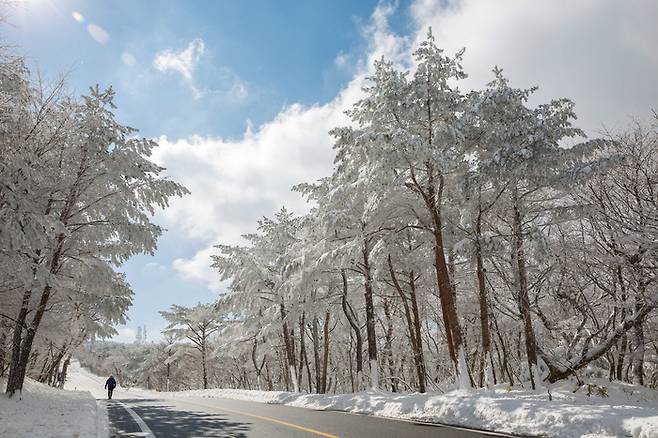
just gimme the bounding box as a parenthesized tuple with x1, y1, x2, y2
(6, 0, 657, 342)
(9, 0, 410, 139)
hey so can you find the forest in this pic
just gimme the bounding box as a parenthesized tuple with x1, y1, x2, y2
(42, 33, 658, 398)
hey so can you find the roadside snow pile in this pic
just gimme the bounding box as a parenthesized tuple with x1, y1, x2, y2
(0, 377, 106, 438)
(166, 380, 658, 438)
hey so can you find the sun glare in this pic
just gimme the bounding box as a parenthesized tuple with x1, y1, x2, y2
(72, 11, 85, 23)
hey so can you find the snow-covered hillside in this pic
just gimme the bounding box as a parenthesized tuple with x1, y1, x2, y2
(0, 377, 107, 438)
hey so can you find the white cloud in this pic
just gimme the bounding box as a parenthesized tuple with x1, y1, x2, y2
(173, 247, 226, 293)
(335, 52, 349, 67)
(152, 85, 360, 242)
(153, 39, 207, 98)
(229, 77, 249, 101)
(409, 0, 658, 136)
(153, 38, 205, 81)
(152, 39, 249, 101)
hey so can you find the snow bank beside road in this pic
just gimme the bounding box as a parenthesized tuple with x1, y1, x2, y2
(165, 381, 658, 438)
(0, 378, 104, 438)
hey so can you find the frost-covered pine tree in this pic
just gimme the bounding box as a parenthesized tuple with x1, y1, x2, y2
(331, 30, 470, 383)
(160, 303, 222, 390)
(213, 208, 306, 392)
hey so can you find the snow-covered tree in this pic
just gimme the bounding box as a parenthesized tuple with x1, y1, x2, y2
(0, 48, 188, 395)
(330, 30, 470, 383)
(160, 303, 222, 389)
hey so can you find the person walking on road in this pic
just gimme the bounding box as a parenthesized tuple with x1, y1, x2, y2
(105, 375, 117, 400)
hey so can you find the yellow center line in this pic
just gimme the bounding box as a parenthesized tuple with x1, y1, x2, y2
(176, 398, 340, 438)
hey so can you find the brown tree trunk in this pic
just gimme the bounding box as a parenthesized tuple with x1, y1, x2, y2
(8, 283, 55, 396)
(416, 71, 464, 376)
(6, 288, 32, 396)
(388, 255, 426, 393)
(311, 316, 321, 393)
(321, 311, 330, 394)
(341, 270, 363, 380)
(280, 302, 298, 391)
(7, 233, 66, 396)
(201, 344, 208, 389)
(616, 267, 629, 381)
(511, 186, 538, 389)
(475, 208, 492, 387)
(299, 314, 312, 392)
(362, 240, 379, 389)
(408, 272, 427, 393)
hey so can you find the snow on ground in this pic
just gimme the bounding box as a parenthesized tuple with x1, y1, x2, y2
(66, 360, 120, 399)
(64, 360, 146, 402)
(162, 381, 658, 438)
(0, 376, 106, 438)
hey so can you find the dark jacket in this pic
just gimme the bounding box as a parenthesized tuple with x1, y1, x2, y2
(105, 377, 117, 389)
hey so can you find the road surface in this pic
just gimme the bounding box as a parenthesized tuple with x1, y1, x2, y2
(105, 395, 513, 438)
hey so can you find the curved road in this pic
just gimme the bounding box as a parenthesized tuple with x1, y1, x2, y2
(105, 395, 514, 438)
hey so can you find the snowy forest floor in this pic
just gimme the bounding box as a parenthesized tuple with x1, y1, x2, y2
(0, 375, 107, 438)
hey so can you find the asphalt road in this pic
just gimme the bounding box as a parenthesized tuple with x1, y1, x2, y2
(105, 395, 513, 438)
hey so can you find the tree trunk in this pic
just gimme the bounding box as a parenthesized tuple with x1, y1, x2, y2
(617, 335, 628, 381)
(6, 288, 33, 396)
(7, 235, 66, 396)
(311, 316, 321, 393)
(298, 314, 307, 391)
(58, 354, 71, 389)
(252, 338, 263, 390)
(416, 72, 464, 376)
(0, 329, 7, 378)
(408, 272, 427, 393)
(44, 349, 66, 386)
(321, 311, 330, 394)
(475, 208, 492, 387)
(362, 241, 379, 390)
(341, 270, 363, 382)
(511, 186, 539, 389)
(280, 302, 299, 392)
(383, 298, 398, 392)
(632, 305, 645, 386)
(388, 255, 426, 393)
(201, 344, 208, 389)
(299, 314, 312, 392)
